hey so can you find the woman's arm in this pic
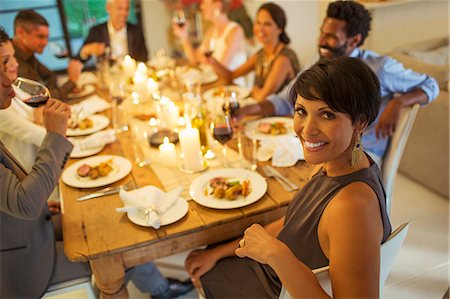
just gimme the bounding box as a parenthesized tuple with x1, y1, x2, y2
(237, 182, 383, 298)
(173, 23, 213, 66)
(252, 55, 293, 101)
(185, 216, 285, 281)
(209, 53, 256, 84)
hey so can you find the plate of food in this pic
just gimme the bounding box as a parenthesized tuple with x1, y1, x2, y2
(203, 85, 250, 102)
(127, 197, 189, 227)
(189, 168, 267, 209)
(67, 114, 110, 137)
(244, 117, 295, 140)
(67, 84, 96, 99)
(62, 155, 132, 188)
(69, 137, 105, 158)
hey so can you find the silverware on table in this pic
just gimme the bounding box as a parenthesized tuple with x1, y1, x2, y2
(262, 165, 299, 192)
(77, 182, 137, 201)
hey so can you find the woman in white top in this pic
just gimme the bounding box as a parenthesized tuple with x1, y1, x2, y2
(173, 0, 247, 73)
(0, 98, 46, 172)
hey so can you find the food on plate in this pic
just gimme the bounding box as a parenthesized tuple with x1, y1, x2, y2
(257, 121, 287, 135)
(205, 177, 251, 200)
(77, 160, 114, 180)
(69, 117, 94, 130)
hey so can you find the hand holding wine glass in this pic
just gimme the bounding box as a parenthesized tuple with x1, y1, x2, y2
(13, 77, 50, 108)
(43, 98, 71, 137)
(211, 112, 233, 167)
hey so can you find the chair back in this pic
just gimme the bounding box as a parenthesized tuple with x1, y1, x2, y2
(382, 104, 419, 214)
(279, 222, 410, 299)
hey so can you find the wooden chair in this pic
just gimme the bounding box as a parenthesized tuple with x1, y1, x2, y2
(381, 104, 420, 214)
(279, 222, 411, 298)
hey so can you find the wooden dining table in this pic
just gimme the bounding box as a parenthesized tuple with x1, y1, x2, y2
(60, 81, 314, 298)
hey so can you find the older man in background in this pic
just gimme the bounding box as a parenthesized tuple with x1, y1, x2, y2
(12, 10, 83, 100)
(79, 0, 149, 62)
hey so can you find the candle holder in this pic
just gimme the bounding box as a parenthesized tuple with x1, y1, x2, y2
(148, 129, 179, 148)
(179, 159, 209, 174)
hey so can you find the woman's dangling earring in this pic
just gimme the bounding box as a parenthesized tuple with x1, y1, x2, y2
(351, 135, 364, 168)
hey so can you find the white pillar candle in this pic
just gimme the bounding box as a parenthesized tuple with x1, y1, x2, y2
(147, 78, 159, 99)
(133, 72, 148, 99)
(179, 123, 203, 172)
(159, 137, 177, 165)
(137, 62, 148, 75)
(167, 101, 179, 130)
(157, 97, 179, 130)
(122, 55, 136, 78)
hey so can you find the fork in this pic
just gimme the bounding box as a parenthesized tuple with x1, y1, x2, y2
(261, 165, 294, 192)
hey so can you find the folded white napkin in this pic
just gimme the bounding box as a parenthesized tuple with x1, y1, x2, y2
(71, 95, 110, 116)
(257, 136, 304, 167)
(116, 186, 182, 229)
(70, 129, 116, 151)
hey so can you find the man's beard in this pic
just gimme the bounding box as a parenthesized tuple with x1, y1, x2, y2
(318, 41, 348, 59)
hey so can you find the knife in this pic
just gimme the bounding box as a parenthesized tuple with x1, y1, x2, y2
(77, 183, 136, 201)
(265, 165, 299, 191)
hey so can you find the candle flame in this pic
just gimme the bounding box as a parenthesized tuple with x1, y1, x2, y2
(163, 136, 169, 144)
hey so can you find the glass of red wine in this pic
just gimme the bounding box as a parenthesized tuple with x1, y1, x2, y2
(211, 112, 233, 167)
(222, 91, 240, 117)
(173, 9, 186, 28)
(13, 77, 50, 108)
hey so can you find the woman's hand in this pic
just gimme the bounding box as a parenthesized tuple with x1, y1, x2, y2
(185, 248, 220, 282)
(235, 224, 284, 265)
(47, 201, 61, 214)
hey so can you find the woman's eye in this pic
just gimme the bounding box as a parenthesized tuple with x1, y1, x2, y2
(322, 112, 336, 119)
(2, 57, 8, 66)
(295, 107, 306, 116)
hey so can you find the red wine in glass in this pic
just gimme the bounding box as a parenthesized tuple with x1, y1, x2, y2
(176, 20, 186, 28)
(204, 50, 214, 58)
(23, 95, 49, 108)
(213, 126, 233, 145)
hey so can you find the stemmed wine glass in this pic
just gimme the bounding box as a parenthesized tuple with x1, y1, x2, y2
(211, 112, 233, 167)
(48, 41, 69, 59)
(222, 91, 240, 117)
(204, 38, 215, 58)
(173, 9, 186, 28)
(13, 77, 50, 108)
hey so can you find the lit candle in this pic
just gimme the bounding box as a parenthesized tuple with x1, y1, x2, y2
(122, 55, 136, 78)
(147, 78, 159, 98)
(179, 122, 203, 172)
(137, 62, 148, 75)
(131, 91, 140, 105)
(159, 137, 177, 165)
(133, 72, 147, 99)
(157, 97, 179, 130)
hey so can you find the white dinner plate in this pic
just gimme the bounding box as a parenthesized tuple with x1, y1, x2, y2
(203, 85, 250, 101)
(67, 114, 110, 137)
(127, 197, 189, 227)
(177, 66, 218, 85)
(62, 155, 132, 188)
(189, 168, 267, 209)
(244, 117, 295, 141)
(69, 142, 105, 158)
(67, 84, 96, 99)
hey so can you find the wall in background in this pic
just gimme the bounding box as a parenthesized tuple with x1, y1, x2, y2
(141, 1, 448, 67)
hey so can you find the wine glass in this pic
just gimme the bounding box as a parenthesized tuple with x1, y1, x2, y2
(211, 113, 233, 167)
(48, 41, 69, 59)
(204, 38, 215, 58)
(13, 77, 50, 108)
(173, 9, 186, 28)
(222, 91, 240, 117)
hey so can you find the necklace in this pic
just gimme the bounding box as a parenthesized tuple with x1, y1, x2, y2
(262, 42, 282, 69)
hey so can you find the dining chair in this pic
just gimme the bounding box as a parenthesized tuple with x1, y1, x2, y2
(42, 276, 96, 299)
(278, 222, 411, 298)
(381, 104, 420, 215)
